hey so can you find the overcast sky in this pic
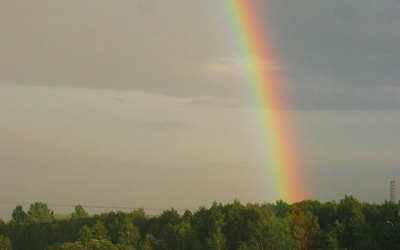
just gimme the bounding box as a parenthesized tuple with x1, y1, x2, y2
(1, 0, 399, 220)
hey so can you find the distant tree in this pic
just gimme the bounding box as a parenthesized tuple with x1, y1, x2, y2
(71, 205, 89, 220)
(316, 200, 338, 229)
(26, 202, 54, 223)
(141, 234, 159, 250)
(78, 225, 93, 245)
(15, 202, 55, 249)
(156, 208, 182, 248)
(206, 207, 227, 250)
(49, 239, 117, 250)
(0, 218, 4, 233)
(47, 241, 85, 250)
(191, 206, 211, 244)
(92, 220, 108, 240)
(246, 204, 292, 250)
(224, 199, 246, 249)
(289, 206, 321, 250)
(337, 195, 364, 222)
(86, 239, 117, 250)
(0, 234, 12, 250)
(3, 197, 400, 250)
(274, 200, 290, 218)
(11, 205, 27, 224)
(337, 195, 368, 248)
(159, 208, 181, 227)
(174, 220, 201, 250)
(352, 218, 376, 250)
(321, 229, 340, 250)
(118, 218, 140, 248)
(131, 208, 147, 236)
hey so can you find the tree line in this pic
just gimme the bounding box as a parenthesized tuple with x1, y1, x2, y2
(0, 195, 399, 249)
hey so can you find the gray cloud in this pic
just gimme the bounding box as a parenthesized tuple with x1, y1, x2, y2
(140, 120, 190, 130)
(285, 73, 400, 111)
(268, 0, 400, 82)
(184, 97, 247, 109)
(0, 1, 228, 96)
(1, 0, 398, 110)
(265, 0, 400, 110)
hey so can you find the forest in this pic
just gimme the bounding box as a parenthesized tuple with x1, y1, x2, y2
(0, 195, 399, 250)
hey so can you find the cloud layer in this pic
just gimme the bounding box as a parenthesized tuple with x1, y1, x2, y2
(1, 0, 399, 110)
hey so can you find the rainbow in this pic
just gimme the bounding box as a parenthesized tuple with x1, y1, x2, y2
(222, 0, 305, 203)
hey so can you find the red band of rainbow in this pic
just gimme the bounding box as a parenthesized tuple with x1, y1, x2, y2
(223, 0, 305, 203)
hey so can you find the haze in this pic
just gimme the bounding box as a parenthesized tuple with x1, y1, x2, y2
(1, 0, 399, 220)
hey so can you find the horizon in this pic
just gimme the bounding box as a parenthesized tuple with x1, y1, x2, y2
(1, 190, 399, 222)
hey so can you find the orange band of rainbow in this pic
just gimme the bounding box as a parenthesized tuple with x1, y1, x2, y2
(223, 0, 305, 203)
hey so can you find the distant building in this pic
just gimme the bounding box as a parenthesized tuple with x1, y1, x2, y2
(390, 180, 395, 202)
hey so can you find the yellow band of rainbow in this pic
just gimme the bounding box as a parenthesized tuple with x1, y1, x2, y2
(223, 0, 305, 203)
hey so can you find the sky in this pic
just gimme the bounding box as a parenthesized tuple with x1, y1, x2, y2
(1, 0, 399, 220)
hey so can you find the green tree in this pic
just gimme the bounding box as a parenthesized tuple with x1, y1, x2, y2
(191, 206, 211, 245)
(17, 203, 55, 249)
(337, 195, 371, 248)
(71, 205, 89, 220)
(246, 204, 292, 250)
(131, 208, 147, 238)
(317, 201, 338, 230)
(26, 202, 54, 223)
(141, 234, 159, 250)
(352, 218, 375, 250)
(11, 205, 27, 224)
(155, 208, 182, 248)
(78, 225, 93, 244)
(0, 234, 12, 250)
(274, 200, 290, 218)
(86, 239, 117, 249)
(337, 195, 364, 222)
(224, 199, 246, 249)
(118, 218, 140, 248)
(321, 230, 340, 250)
(47, 241, 85, 250)
(289, 206, 321, 250)
(92, 220, 108, 240)
(174, 220, 201, 250)
(206, 207, 226, 250)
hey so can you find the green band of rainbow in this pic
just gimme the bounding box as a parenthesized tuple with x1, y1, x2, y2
(223, 0, 304, 203)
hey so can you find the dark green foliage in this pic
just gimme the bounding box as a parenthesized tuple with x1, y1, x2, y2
(71, 205, 89, 220)
(92, 220, 108, 240)
(77, 225, 92, 244)
(118, 217, 140, 248)
(289, 205, 321, 250)
(206, 206, 227, 250)
(1, 197, 400, 250)
(223, 199, 246, 249)
(11, 205, 27, 224)
(245, 203, 292, 249)
(0, 234, 12, 250)
(26, 202, 54, 223)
